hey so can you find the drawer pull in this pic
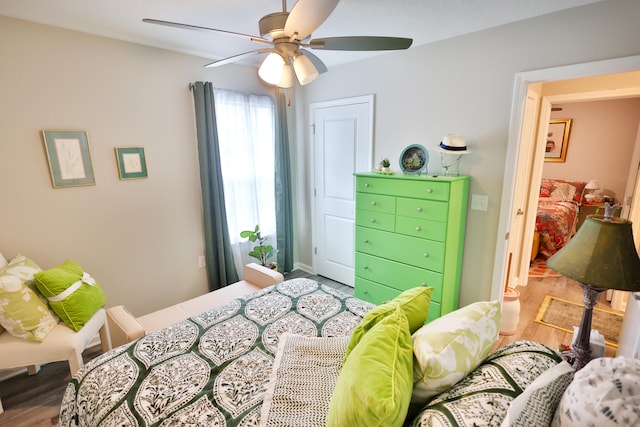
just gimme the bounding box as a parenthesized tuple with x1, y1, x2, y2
(416, 207, 422, 212)
(371, 201, 377, 206)
(426, 188, 433, 193)
(364, 183, 370, 188)
(416, 226, 421, 231)
(421, 282, 427, 287)
(364, 239, 369, 243)
(363, 290, 368, 294)
(423, 252, 429, 257)
(370, 218, 376, 223)
(363, 265, 368, 270)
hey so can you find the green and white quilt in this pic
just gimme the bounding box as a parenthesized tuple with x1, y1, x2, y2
(58, 279, 374, 427)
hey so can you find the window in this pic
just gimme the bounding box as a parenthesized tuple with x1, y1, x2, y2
(213, 89, 276, 271)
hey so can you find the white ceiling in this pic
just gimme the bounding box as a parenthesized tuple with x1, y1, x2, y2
(0, 0, 603, 68)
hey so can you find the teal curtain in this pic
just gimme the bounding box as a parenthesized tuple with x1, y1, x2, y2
(191, 81, 238, 290)
(274, 94, 294, 273)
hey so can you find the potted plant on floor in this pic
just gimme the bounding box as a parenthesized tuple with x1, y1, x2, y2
(240, 224, 278, 270)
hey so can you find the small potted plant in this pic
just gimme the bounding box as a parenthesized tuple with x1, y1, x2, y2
(240, 224, 277, 270)
(380, 158, 391, 172)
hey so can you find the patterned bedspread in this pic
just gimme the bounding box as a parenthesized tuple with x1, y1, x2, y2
(535, 200, 579, 259)
(58, 279, 374, 427)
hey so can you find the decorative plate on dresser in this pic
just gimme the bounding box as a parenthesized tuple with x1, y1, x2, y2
(399, 144, 429, 174)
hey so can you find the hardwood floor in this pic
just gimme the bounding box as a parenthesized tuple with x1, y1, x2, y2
(496, 274, 620, 358)
(0, 270, 622, 426)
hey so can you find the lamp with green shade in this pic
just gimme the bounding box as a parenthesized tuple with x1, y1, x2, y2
(547, 212, 640, 370)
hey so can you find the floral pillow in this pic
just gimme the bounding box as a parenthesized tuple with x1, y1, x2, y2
(411, 300, 501, 405)
(549, 182, 576, 202)
(552, 357, 640, 426)
(540, 179, 586, 203)
(540, 179, 555, 197)
(0, 255, 59, 341)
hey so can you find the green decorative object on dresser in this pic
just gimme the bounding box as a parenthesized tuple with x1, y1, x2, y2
(354, 173, 469, 322)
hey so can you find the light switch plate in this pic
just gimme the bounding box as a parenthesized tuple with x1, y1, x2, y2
(471, 194, 488, 211)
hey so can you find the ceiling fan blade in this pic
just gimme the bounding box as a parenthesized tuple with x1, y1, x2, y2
(204, 48, 272, 68)
(299, 50, 328, 74)
(143, 18, 270, 44)
(309, 36, 413, 51)
(284, 0, 339, 40)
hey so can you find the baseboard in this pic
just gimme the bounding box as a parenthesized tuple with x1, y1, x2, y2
(293, 262, 313, 274)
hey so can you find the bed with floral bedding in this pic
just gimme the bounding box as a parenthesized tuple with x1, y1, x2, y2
(58, 278, 582, 427)
(58, 279, 374, 426)
(535, 179, 585, 259)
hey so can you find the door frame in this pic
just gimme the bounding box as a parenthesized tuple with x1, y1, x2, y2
(492, 55, 640, 301)
(309, 95, 374, 277)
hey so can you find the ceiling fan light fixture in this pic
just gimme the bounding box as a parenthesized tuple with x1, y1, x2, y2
(258, 52, 285, 85)
(278, 63, 295, 88)
(292, 53, 318, 85)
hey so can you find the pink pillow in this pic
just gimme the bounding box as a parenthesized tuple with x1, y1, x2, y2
(540, 180, 554, 197)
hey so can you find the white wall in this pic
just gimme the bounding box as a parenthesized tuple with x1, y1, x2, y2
(2, 0, 640, 314)
(0, 15, 273, 315)
(296, 0, 640, 304)
(545, 98, 640, 201)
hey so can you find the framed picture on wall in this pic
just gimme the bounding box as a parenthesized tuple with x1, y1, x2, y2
(115, 147, 148, 179)
(42, 130, 96, 188)
(544, 119, 572, 163)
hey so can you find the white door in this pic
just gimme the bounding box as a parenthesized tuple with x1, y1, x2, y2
(311, 96, 373, 286)
(507, 87, 542, 288)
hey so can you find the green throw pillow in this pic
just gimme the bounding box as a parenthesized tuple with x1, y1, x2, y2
(345, 286, 432, 359)
(411, 300, 501, 405)
(0, 255, 59, 341)
(327, 305, 413, 427)
(34, 260, 106, 331)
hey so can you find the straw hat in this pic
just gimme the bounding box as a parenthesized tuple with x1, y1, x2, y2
(438, 134, 469, 153)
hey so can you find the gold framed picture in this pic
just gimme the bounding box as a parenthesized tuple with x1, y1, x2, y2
(42, 130, 95, 188)
(115, 147, 148, 180)
(544, 119, 572, 163)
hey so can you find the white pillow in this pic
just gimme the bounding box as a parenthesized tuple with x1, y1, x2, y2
(552, 357, 640, 426)
(411, 300, 501, 404)
(501, 361, 574, 426)
(549, 182, 576, 202)
(0, 250, 7, 269)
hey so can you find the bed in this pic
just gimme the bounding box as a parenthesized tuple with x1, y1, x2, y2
(57, 278, 374, 426)
(533, 179, 585, 259)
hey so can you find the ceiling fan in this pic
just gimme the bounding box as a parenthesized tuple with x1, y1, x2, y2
(143, 0, 412, 88)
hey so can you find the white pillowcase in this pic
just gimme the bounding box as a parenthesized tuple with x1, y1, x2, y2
(549, 182, 576, 202)
(411, 300, 501, 404)
(501, 361, 574, 426)
(552, 357, 640, 426)
(0, 250, 7, 269)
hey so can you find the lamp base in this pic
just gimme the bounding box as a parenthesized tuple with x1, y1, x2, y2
(563, 283, 604, 370)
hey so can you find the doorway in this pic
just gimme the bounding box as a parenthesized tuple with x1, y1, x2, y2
(493, 56, 640, 351)
(493, 56, 640, 300)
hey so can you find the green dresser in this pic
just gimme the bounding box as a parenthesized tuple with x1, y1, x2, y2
(354, 173, 469, 322)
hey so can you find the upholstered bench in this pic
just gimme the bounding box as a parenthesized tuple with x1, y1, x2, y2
(106, 263, 284, 347)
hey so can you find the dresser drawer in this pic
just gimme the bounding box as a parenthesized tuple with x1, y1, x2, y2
(396, 197, 448, 222)
(356, 176, 450, 201)
(395, 216, 446, 242)
(356, 192, 396, 214)
(356, 226, 445, 272)
(355, 252, 442, 302)
(356, 209, 395, 232)
(355, 277, 441, 323)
